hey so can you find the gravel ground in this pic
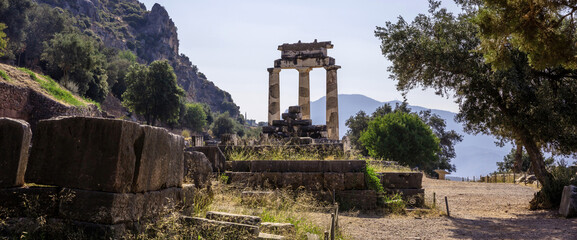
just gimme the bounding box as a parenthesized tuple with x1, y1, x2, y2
(318, 178, 577, 239)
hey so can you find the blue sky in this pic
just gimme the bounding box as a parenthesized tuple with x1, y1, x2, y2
(138, 0, 461, 122)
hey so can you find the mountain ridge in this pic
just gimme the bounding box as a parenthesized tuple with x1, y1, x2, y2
(33, 0, 240, 116)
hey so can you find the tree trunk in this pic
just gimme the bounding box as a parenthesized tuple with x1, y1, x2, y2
(520, 135, 552, 186)
(513, 143, 523, 173)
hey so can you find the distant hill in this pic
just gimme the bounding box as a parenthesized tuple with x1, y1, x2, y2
(310, 94, 512, 177)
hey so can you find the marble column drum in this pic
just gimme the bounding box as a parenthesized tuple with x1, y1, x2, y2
(325, 65, 340, 140)
(297, 67, 312, 119)
(268, 68, 281, 125)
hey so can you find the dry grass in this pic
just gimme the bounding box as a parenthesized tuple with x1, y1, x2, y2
(201, 181, 352, 240)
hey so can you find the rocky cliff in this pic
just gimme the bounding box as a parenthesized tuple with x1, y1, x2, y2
(35, 0, 239, 116)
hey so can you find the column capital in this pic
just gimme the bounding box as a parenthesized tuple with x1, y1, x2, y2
(324, 65, 341, 71)
(267, 68, 281, 74)
(296, 67, 312, 73)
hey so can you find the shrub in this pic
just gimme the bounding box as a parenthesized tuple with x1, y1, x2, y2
(364, 165, 384, 193)
(530, 165, 577, 209)
(0, 69, 9, 81)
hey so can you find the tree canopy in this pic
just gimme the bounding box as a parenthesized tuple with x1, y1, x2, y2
(472, 0, 577, 70)
(360, 111, 441, 174)
(180, 102, 207, 133)
(212, 112, 236, 137)
(41, 32, 108, 102)
(122, 60, 185, 126)
(346, 102, 461, 173)
(0, 23, 7, 57)
(375, 0, 577, 208)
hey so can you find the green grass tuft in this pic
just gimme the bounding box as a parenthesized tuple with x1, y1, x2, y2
(18, 68, 88, 107)
(0, 69, 9, 81)
(364, 165, 385, 193)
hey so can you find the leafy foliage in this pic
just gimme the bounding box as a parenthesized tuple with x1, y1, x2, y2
(0, 23, 7, 57)
(41, 32, 108, 102)
(180, 102, 208, 133)
(122, 60, 185, 126)
(346, 102, 460, 173)
(375, 0, 577, 207)
(472, 0, 577, 70)
(108, 50, 137, 99)
(0, 69, 8, 81)
(360, 111, 441, 174)
(364, 165, 384, 193)
(0, 0, 32, 60)
(211, 112, 236, 137)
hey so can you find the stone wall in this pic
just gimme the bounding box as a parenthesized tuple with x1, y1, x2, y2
(0, 117, 204, 238)
(0, 82, 101, 129)
(225, 160, 426, 209)
(225, 160, 377, 209)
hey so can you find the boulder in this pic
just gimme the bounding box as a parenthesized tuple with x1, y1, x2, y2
(0, 118, 32, 188)
(184, 151, 213, 189)
(559, 185, 577, 218)
(526, 175, 538, 184)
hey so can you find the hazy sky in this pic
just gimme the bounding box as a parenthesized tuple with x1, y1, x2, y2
(138, 0, 461, 122)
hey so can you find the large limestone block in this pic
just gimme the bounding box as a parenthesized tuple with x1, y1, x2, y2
(379, 172, 423, 189)
(559, 185, 577, 218)
(301, 173, 324, 191)
(59, 186, 193, 224)
(344, 172, 366, 190)
(132, 125, 184, 192)
(336, 190, 377, 210)
(184, 151, 213, 189)
(0, 118, 32, 188)
(205, 211, 262, 226)
(323, 173, 345, 191)
(26, 117, 184, 193)
(26, 117, 142, 192)
(181, 216, 259, 239)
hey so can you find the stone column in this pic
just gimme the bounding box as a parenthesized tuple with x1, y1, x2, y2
(325, 65, 341, 140)
(297, 67, 312, 119)
(268, 68, 281, 125)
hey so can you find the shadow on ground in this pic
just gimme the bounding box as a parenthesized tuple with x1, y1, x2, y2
(447, 211, 577, 239)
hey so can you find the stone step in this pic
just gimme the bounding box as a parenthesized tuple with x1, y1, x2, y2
(180, 216, 259, 238)
(205, 211, 262, 226)
(258, 232, 285, 240)
(260, 222, 295, 235)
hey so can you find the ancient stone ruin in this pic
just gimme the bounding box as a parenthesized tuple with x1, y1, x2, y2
(0, 116, 213, 238)
(267, 40, 340, 140)
(263, 106, 328, 144)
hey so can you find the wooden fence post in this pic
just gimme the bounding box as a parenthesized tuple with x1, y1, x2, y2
(445, 196, 450, 217)
(330, 213, 336, 240)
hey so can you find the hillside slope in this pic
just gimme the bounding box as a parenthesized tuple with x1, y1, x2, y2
(310, 94, 511, 177)
(0, 63, 101, 127)
(34, 0, 239, 116)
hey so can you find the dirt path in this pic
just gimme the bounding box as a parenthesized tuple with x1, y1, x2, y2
(333, 178, 577, 239)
